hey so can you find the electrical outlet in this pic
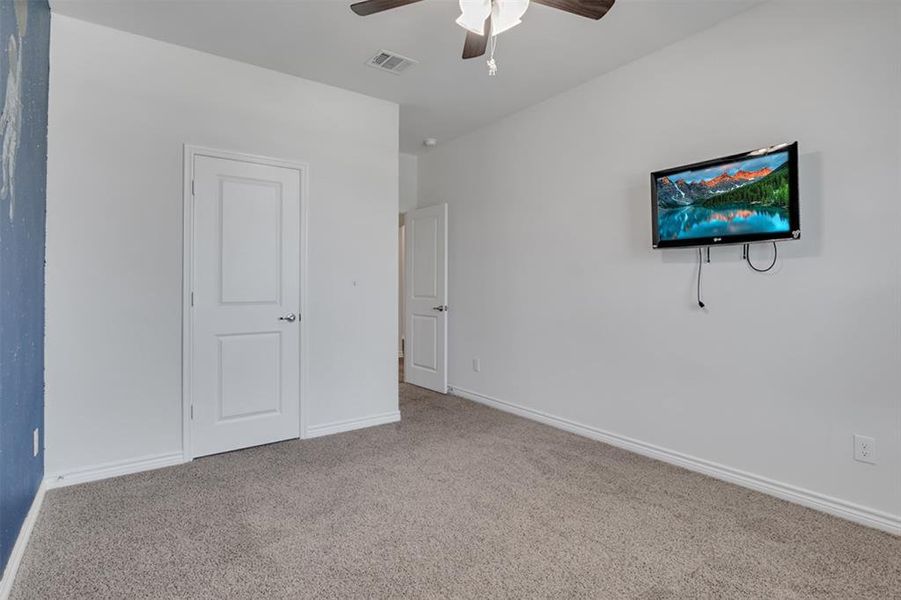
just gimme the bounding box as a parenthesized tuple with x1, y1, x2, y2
(33, 428, 39, 457)
(472, 357, 481, 372)
(854, 434, 876, 464)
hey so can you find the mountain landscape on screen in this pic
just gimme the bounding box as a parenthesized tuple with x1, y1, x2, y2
(655, 150, 792, 241)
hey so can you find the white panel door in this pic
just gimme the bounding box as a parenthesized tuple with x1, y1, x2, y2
(405, 204, 447, 393)
(191, 155, 301, 458)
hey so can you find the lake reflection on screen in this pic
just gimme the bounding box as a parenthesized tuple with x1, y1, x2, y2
(658, 207, 789, 241)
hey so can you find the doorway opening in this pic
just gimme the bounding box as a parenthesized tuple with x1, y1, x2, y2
(399, 213, 405, 383)
(401, 204, 448, 393)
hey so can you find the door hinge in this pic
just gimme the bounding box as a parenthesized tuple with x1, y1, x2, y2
(191, 180, 195, 196)
(190, 292, 194, 307)
(190, 405, 194, 420)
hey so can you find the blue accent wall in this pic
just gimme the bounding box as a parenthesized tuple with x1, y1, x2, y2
(0, 0, 50, 575)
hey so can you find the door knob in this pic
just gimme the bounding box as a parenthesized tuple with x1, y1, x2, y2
(432, 305, 448, 312)
(278, 313, 297, 322)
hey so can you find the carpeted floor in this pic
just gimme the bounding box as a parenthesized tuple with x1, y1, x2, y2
(12, 383, 901, 599)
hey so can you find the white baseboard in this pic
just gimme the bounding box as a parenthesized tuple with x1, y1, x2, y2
(44, 451, 185, 490)
(0, 481, 47, 600)
(305, 411, 401, 439)
(450, 385, 901, 536)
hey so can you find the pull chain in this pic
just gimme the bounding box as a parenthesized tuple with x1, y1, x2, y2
(487, 34, 498, 76)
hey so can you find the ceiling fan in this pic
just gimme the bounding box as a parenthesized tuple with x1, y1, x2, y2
(351, 0, 616, 75)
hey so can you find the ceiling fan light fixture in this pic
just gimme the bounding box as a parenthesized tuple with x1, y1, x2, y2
(456, 0, 492, 35)
(351, 0, 616, 69)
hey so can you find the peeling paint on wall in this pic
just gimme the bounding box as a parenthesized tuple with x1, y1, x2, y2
(0, 0, 27, 222)
(0, 0, 49, 576)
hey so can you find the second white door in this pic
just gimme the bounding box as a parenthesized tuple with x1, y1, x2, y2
(191, 154, 302, 458)
(404, 204, 448, 393)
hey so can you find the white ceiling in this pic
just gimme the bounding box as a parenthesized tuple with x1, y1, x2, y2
(50, 0, 760, 154)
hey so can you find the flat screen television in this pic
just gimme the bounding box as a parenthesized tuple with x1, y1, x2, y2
(651, 142, 800, 248)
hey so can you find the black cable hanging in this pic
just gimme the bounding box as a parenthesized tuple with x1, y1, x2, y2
(744, 242, 778, 273)
(697, 247, 706, 308)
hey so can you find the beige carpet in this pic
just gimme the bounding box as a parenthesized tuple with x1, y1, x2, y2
(12, 383, 900, 599)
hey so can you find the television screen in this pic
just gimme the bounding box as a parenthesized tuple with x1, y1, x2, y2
(651, 142, 800, 248)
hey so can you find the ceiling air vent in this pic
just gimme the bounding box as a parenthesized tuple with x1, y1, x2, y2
(367, 50, 417, 75)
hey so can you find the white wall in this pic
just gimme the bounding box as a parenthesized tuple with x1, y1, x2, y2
(46, 16, 399, 476)
(419, 1, 901, 524)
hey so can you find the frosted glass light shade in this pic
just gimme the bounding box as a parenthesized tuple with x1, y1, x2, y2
(457, 0, 530, 36)
(491, 0, 530, 36)
(457, 0, 492, 35)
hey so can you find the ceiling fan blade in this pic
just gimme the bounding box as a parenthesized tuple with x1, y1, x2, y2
(462, 17, 491, 60)
(350, 0, 426, 17)
(532, 0, 615, 20)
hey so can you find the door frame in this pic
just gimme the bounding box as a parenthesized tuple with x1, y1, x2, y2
(181, 145, 310, 461)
